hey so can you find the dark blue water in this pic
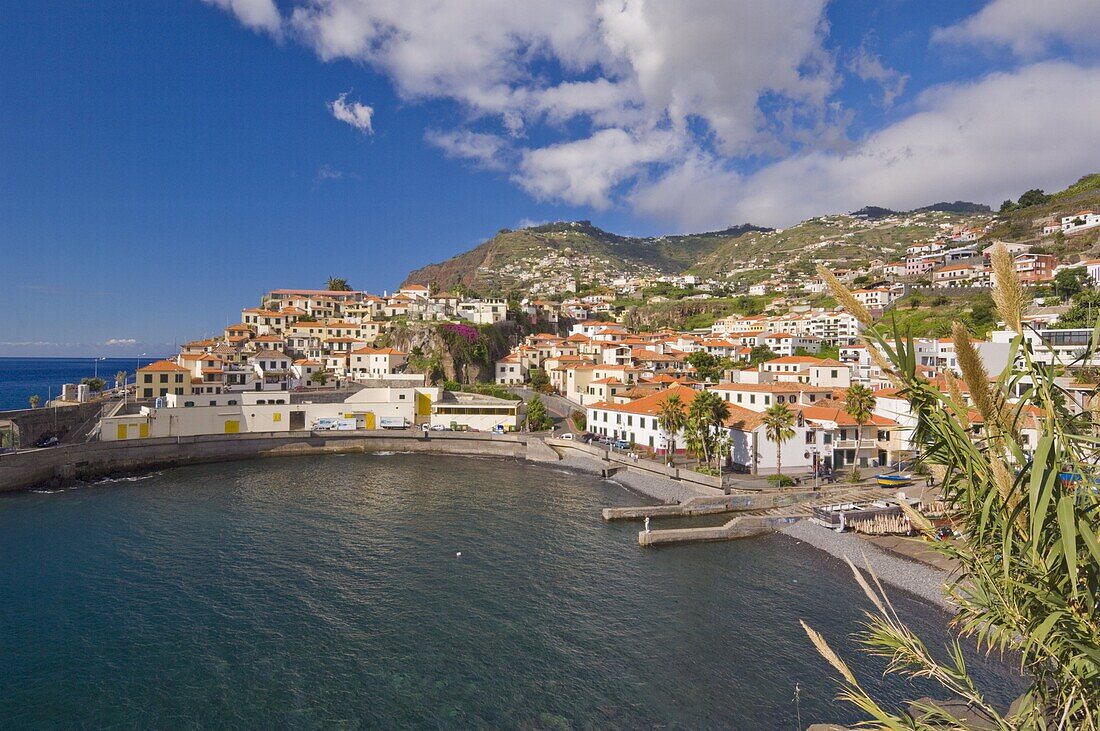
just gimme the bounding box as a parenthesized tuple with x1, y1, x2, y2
(0, 357, 162, 411)
(0, 455, 1023, 729)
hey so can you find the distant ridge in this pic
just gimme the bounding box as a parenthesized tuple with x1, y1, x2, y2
(401, 174, 1100, 295)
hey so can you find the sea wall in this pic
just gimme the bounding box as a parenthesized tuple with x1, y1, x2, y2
(545, 438, 725, 493)
(0, 431, 533, 493)
(0, 402, 106, 447)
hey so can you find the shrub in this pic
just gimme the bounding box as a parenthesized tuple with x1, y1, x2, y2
(767, 473, 795, 487)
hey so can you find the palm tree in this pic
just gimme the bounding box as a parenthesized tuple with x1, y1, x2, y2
(844, 383, 876, 468)
(28, 394, 40, 409)
(656, 393, 687, 463)
(115, 370, 127, 390)
(326, 277, 352, 291)
(690, 390, 731, 469)
(761, 402, 796, 478)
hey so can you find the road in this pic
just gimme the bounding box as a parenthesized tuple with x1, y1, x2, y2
(507, 387, 583, 434)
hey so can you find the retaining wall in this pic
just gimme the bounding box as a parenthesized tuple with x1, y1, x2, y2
(0, 430, 533, 493)
(0, 401, 106, 448)
(546, 438, 725, 491)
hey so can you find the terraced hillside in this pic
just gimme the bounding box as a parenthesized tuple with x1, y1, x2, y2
(688, 210, 991, 280)
(401, 221, 767, 295)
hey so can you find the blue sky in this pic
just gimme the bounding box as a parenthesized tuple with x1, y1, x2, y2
(2, 0, 1099, 356)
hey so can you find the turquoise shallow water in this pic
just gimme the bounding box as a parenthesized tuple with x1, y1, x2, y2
(0, 454, 1022, 729)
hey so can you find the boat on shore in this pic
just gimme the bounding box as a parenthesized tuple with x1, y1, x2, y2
(876, 473, 914, 488)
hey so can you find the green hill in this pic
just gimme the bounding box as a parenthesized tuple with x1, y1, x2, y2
(401, 221, 768, 294)
(400, 174, 1100, 296)
(688, 210, 989, 279)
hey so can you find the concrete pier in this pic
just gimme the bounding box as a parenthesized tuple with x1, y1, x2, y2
(602, 491, 822, 521)
(638, 515, 802, 546)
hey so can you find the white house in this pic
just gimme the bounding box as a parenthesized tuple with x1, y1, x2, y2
(1062, 210, 1100, 235)
(349, 347, 408, 379)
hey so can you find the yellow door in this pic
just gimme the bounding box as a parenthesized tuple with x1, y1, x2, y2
(117, 424, 128, 440)
(364, 412, 375, 430)
(224, 420, 240, 434)
(139, 423, 149, 438)
(416, 391, 432, 417)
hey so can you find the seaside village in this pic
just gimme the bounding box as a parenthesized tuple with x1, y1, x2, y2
(88, 212, 1100, 485)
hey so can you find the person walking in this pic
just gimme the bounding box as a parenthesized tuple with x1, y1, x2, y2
(644, 516, 651, 534)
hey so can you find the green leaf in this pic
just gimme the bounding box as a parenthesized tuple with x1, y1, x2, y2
(1057, 495, 1078, 596)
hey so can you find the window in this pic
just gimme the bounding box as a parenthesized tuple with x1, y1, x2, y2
(160, 374, 168, 384)
(175, 374, 184, 383)
(143, 388, 153, 398)
(805, 431, 815, 444)
(823, 433, 832, 444)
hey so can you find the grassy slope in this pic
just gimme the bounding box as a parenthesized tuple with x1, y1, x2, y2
(401, 222, 767, 292)
(873, 291, 998, 339)
(988, 174, 1100, 248)
(690, 212, 987, 278)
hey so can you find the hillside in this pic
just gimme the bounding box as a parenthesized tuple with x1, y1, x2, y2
(401, 174, 1100, 297)
(401, 221, 767, 295)
(986, 174, 1100, 259)
(688, 210, 990, 280)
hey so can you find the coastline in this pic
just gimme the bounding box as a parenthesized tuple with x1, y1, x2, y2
(2, 433, 955, 611)
(779, 519, 954, 611)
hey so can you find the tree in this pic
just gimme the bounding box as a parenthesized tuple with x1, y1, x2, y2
(326, 277, 352, 291)
(808, 249, 1100, 728)
(525, 394, 552, 431)
(748, 345, 778, 366)
(688, 390, 730, 470)
(844, 382, 875, 433)
(761, 402, 795, 478)
(28, 394, 40, 409)
(115, 371, 127, 390)
(1017, 187, 1051, 207)
(528, 368, 550, 392)
(81, 377, 106, 393)
(1053, 267, 1090, 301)
(656, 393, 687, 460)
(685, 351, 724, 382)
(1056, 289, 1100, 328)
(309, 368, 331, 386)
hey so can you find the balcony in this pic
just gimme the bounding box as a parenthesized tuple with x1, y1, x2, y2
(834, 439, 878, 450)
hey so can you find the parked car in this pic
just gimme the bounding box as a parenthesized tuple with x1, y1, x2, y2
(613, 440, 630, 450)
(560, 433, 574, 440)
(35, 436, 59, 448)
(431, 424, 448, 431)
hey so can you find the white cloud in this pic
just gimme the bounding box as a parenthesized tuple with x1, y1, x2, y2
(518, 127, 680, 208)
(933, 0, 1100, 57)
(848, 44, 909, 108)
(633, 62, 1100, 229)
(328, 92, 374, 134)
(425, 130, 509, 170)
(202, 0, 282, 34)
(105, 338, 138, 346)
(206, 2, 1100, 232)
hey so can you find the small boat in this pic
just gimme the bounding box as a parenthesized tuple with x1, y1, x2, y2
(876, 473, 914, 487)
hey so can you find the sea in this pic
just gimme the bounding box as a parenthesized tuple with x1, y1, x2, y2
(0, 453, 1024, 729)
(0, 357, 163, 411)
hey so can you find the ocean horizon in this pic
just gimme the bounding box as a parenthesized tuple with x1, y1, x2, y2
(0, 356, 165, 412)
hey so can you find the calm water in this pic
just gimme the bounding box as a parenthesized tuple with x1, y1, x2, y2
(0, 455, 1022, 729)
(0, 357, 162, 411)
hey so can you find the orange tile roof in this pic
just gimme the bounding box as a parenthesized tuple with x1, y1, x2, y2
(139, 359, 190, 372)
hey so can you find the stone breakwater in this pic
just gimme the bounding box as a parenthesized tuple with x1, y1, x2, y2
(780, 519, 953, 610)
(0, 431, 533, 493)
